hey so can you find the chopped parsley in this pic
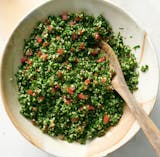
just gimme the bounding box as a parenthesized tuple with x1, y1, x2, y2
(133, 45, 140, 50)
(15, 12, 139, 144)
(141, 65, 149, 72)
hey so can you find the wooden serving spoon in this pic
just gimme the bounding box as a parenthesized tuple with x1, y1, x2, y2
(99, 40, 160, 157)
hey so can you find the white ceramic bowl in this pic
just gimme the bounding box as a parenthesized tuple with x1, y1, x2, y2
(0, 0, 159, 157)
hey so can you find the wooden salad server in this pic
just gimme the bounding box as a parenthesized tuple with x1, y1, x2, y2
(100, 40, 160, 157)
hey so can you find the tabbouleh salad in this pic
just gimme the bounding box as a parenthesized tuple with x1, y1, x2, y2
(16, 12, 139, 144)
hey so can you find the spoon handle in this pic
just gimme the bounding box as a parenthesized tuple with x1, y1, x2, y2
(112, 76, 160, 157)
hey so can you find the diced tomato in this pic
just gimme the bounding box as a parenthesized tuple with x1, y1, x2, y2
(51, 87, 56, 93)
(32, 119, 36, 125)
(57, 48, 64, 55)
(35, 68, 39, 72)
(74, 58, 79, 63)
(64, 98, 71, 105)
(106, 86, 113, 91)
(32, 107, 38, 112)
(66, 66, 72, 71)
(78, 93, 88, 99)
(57, 71, 63, 77)
(84, 79, 90, 85)
(27, 89, 33, 95)
(62, 13, 68, 21)
(36, 36, 42, 43)
(37, 51, 42, 57)
(38, 96, 44, 101)
(27, 59, 32, 65)
(74, 17, 81, 22)
(87, 105, 95, 111)
(42, 31, 47, 35)
(55, 84, 61, 89)
(62, 62, 68, 66)
(26, 50, 33, 56)
(90, 51, 98, 56)
(44, 19, 51, 25)
(67, 87, 75, 94)
(70, 47, 75, 52)
(26, 66, 30, 70)
(101, 77, 107, 83)
(71, 117, 79, 123)
(79, 106, 84, 111)
(42, 42, 49, 47)
(97, 57, 106, 63)
(72, 33, 78, 40)
(47, 25, 53, 31)
(93, 80, 98, 85)
(78, 30, 83, 36)
(21, 56, 27, 63)
(80, 42, 85, 50)
(94, 32, 101, 40)
(56, 36, 61, 41)
(103, 114, 110, 124)
(32, 91, 38, 96)
(41, 54, 48, 61)
(49, 122, 55, 128)
(69, 21, 76, 26)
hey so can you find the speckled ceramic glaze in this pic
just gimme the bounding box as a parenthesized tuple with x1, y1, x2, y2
(0, 0, 159, 157)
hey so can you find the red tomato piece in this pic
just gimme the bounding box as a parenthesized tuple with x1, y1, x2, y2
(97, 57, 106, 63)
(27, 89, 33, 95)
(84, 79, 90, 85)
(64, 98, 71, 105)
(101, 77, 107, 83)
(67, 87, 75, 94)
(69, 21, 76, 26)
(62, 13, 68, 21)
(70, 47, 75, 52)
(56, 36, 61, 41)
(66, 66, 72, 71)
(21, 56, 27, 63)
(80, 42, 85, 50)
(57, 48, 64, 55)
(62, 62, 68, 66)
(78, 30, 83, 36)
(78, 93, 88, 99)
(87, 105, 95, 111)
(36, 36, 42, 43)
(57, 71, 63, 77)
(51, 87, 56, 93)
(42, 42, 49, 47)
(27, 59, 32, 65)
(26, 50, 33, 56)
(74, 58, 79, 63)
(41, 54, 48, 61)
(94, 32, 101, 40)
(72, 33, 78, 40)
(74, 17, 81, 22)
(37, 51, 42, 57)
(71, 117, 79, 123)
(90, 51, 98, 56)
(103, 114, 110, 124)
(38, 96, 44, 101)
(32, 107, 38, 112)
(47, 25, 53, 31)
(55, 84, 61, 89)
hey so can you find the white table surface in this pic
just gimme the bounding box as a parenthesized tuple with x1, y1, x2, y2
(0, 0, 160, 157)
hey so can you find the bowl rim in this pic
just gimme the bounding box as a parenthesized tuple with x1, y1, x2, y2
(0, 0, 159, 156)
